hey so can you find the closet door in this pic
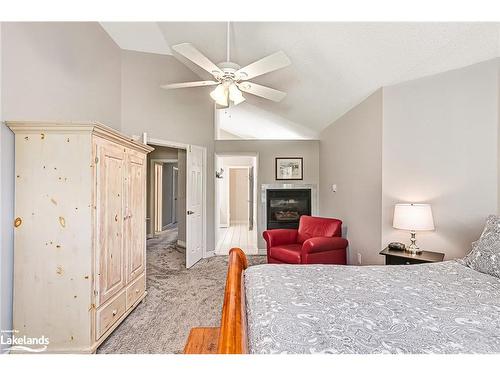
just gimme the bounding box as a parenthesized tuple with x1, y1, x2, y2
(125, 151, 146, 282)
(95, 139, 126, 305)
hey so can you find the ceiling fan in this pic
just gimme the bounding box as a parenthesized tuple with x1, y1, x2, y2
(161, 22, 291, 107)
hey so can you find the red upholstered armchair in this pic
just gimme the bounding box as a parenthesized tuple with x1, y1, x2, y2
(263, 215, 348, 265)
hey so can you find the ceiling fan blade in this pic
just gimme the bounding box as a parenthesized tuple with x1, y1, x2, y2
(237, 82, 286, 102)
(172, 43, 223, 78)
(160, 80, 218, 90)
(236, 51, 291, 80)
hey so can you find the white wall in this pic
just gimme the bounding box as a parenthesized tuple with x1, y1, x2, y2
(1, 22, 121, 129)
(120, 50, 215, 252)
(0, 21, 15, 351)
(215, 140, 320, 249)
(382, 59, 499, 260)
(121, 50, 322, 254)
(0, 22, 122, 349)
(319, 89, 383, 265)
(229, 168, 249, 223)
(319, 59, 500, 264)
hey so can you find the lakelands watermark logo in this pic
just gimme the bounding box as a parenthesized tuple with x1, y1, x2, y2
(1, 330, 49, 353)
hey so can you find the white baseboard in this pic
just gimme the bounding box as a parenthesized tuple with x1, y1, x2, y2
(204, 250, 216, 258)
(215, 247, 261, 256)
(177, 240, 186, 248)
(257, 248, 267, 256)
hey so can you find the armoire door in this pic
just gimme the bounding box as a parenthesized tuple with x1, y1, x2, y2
(95, 138, 126, 305)
(125, 152, 146, 282)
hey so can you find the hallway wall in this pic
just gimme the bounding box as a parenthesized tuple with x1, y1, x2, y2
(229, 168, 249, 224)
(162, 163, 178, 228)
(147, 146, 177, 237)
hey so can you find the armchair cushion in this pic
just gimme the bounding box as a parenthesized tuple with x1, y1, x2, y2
(268, 244, 302, 264)
(302, 237, 349, 254)
(297, 215, 342, 243)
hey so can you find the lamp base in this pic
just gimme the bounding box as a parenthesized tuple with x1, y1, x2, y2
(405, 247, 422, 255)
(405, 231, 422, 254)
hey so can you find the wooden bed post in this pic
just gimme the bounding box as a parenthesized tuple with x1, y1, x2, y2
(183, 248, 249, 354)
(217, 248, 249, 354)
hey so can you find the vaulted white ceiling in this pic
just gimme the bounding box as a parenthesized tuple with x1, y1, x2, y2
(102, 22, 500, 133)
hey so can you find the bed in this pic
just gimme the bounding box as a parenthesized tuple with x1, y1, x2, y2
(185, 248, 500, 354)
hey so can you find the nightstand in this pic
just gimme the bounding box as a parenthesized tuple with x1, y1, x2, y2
(379, 247, 444, 265)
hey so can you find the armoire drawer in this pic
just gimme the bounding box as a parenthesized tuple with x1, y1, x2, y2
(96, 291, 126, 339)
(126, 273, 146, 309)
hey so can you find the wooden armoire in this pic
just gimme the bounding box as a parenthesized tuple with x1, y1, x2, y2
(7, 121, 153, 353)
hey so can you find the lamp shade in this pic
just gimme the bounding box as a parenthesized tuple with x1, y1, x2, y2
(210, 84, 228, 106)
(393, 203, 435, 231)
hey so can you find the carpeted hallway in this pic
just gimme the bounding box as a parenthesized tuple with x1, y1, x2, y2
(97, 227, 266, 354)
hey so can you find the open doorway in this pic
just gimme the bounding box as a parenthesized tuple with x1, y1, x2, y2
(145, 137, 206, 269)
(147, 146, 186, 250)
(215, 154, 258, 255)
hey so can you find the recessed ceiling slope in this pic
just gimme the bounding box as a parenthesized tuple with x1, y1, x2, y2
(216, 102, 318, 140)
(158, 22, 500, 131)
(100, 22, 172, 55)
(103, 22, 500, 132)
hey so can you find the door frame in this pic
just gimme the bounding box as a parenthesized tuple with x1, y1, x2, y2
(144, 135, 208, 259)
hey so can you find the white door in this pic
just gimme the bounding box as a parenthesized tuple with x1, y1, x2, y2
(186, 145, 204, 268)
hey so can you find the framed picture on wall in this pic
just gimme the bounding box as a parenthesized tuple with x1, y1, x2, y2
(275, 157, 303, 180)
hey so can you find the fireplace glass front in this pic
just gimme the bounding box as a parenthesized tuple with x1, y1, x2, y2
(266, 189, 311, 229)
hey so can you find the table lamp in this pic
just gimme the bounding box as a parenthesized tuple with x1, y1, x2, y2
(393, 203, 435, 254)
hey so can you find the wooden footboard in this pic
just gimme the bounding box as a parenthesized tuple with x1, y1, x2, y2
(183, 248, 249, 354)
(217, 248, 249, 354)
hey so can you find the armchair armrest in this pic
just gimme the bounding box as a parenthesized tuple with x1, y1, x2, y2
(302, 236, 348, 254)
(263, 229, 298, 248)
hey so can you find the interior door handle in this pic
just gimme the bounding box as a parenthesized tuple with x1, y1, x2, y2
(187, 210, 195, 215)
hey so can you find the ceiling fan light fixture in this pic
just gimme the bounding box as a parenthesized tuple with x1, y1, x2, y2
(228, 83, 245, 105)
(210, 84, 228, 106)
(162, 24, 290, 105)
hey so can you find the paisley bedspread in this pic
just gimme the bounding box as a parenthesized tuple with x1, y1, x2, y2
(244, 261, 500, 354)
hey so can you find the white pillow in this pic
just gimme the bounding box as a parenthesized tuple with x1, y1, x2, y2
(462, 215, 500, 278)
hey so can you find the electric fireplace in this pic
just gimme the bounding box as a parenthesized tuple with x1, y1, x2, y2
(266, 189, 311, 229)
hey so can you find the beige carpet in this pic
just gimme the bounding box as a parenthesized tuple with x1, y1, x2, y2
(97, 227, 266, 354)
